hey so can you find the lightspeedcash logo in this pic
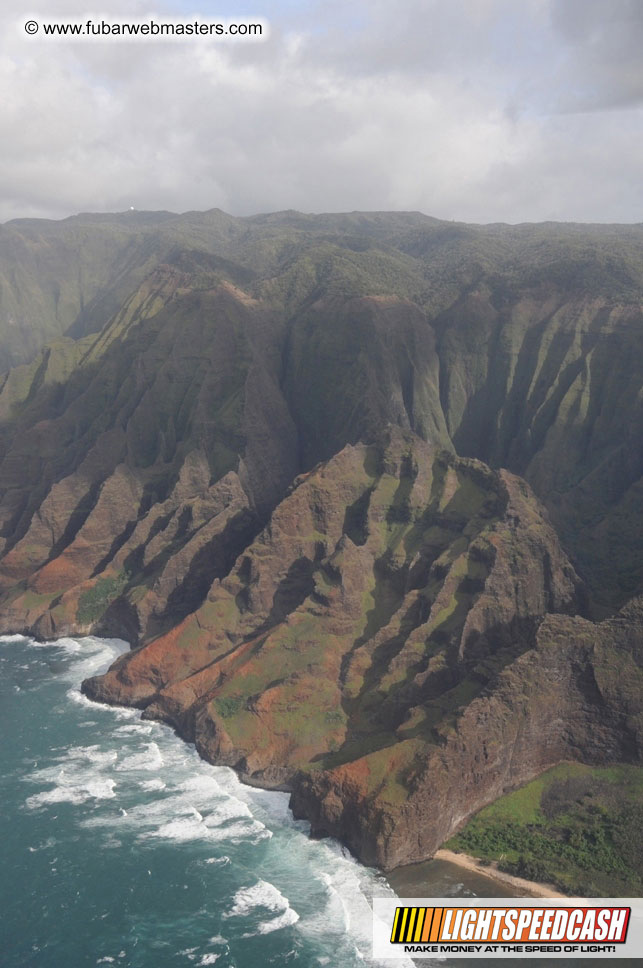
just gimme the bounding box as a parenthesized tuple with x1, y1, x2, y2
(389, 905, 629, 944)
(372, 898, 643, 959)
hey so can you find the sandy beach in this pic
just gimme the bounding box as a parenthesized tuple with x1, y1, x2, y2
(433, 849, 569, 898)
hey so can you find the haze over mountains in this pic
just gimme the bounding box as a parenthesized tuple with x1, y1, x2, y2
(1, 208, 642, 866)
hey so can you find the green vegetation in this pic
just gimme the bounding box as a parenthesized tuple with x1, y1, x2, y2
(76, 571, 129, 625)
(447, 763, 643, 896)
(214, 695, 245, 718)
(20, 588, 60, 610)
(2, 210, 643, 614)
(2, 210, 643, 875)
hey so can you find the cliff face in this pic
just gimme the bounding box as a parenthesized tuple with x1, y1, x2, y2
(2, 210, 643, 868)
(433, 287, 643, 614)
(1, 214, 642, 625)
(82, 429, 586, 864)
(291, 598, 643, 867)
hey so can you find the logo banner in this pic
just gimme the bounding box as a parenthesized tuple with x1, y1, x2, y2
(372, 898, 643, 959)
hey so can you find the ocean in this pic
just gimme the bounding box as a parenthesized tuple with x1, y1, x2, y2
(1, 634, 415, 968)
(1, 634, 599, 968)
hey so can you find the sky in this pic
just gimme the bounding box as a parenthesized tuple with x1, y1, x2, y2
(1, 0, 642, 224)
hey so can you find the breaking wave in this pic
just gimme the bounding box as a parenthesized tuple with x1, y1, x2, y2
(5, 634, 410, 967)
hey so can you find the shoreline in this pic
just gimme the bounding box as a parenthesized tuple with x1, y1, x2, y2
(2, 631, 572, 896)
(434, 849, 568, 898)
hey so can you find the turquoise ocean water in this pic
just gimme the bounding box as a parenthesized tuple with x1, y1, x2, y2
(1, 634, 612, 968)
(1, 635, 416, 968)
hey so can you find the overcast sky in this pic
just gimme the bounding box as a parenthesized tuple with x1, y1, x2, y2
(2, 0, 642, 224)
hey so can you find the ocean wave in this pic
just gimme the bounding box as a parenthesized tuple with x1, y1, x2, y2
(294, 839, 418, 967)
(204, 797, 253, 826)
(27, 837, 57, 852)
(113, 724, 154, 735)
(224, 879, 299, 937)
(11, 634, 407, 966)
(67, 685, 137, 719)
(139, 778, 166, 792)
(115, 742, 164, 772)
(26, 776, 116, 807)
(176, 773, 221, 792)
(25, 741, 121, 809)
(71, 744, 118, 767)
(146, 816, 270, 845)
(225, 879, 292, 918)
(27, 744, 117, 782)
(245, 906, 299, 937)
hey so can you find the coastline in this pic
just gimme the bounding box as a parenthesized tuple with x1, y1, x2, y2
(434, 849, 568, 899)
(2, 632, 392, 967)
(2, 630, 571, 896)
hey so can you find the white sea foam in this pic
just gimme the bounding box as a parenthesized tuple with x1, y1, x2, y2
(115, 742, 164, 772)
(34, 635, 127, 680)
(316, 871, 350, 933)
(293, 839, 418, 967)
(27, 746, 116, 784)
(139, 778, 166, 792)
(147, 816, 212, 842)
(74, 745, 118, 767)
(25, 741, 121, 809)
(224, 879, 299, 937)
(27, 837, 57, 852)
(147, 816, 269, 845)
(14, 635, 74, 654)
(27, 776, 116, 807)
(204, 797, 252, 825)
(197, 956, 220, 966)
(113, 724, 153, 735)
(78, 766, 270, 846)
(56, 637, 133, 717)
(175, 774, 223, 797)
(246, 906, 299, 937)
(241, 786, 297, 824)
(225, 879, 291, 918)
(54, 635, 129, 698)
(14, 635, 410, 965)
(67, 686, 137, 719)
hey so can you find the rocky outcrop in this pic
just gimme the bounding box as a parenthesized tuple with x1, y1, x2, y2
(82, 430, 587, 859)
(291, 598, 643, 868)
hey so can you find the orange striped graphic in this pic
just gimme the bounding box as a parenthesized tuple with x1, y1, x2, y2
(389, 906, 631, 945)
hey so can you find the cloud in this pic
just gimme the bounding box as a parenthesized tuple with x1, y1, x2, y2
(0, 0, 642, 223)
(549, 0, 643, 111)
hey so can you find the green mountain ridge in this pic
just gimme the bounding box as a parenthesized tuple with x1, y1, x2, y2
(1, 209, 643, 871)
